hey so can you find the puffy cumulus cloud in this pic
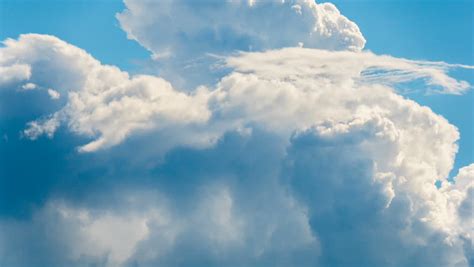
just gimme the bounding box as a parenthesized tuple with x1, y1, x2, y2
(0, 199, 163, 267)
(284, 120, 472, 266)
(116, 0, 366, 88)
(21, 82, 37, 90)
(0, 34, 211, 152)
(1, 3, 474, 266)
(0, 125, 471, 266)
(440, 164, 474, 265)
(0, 36, 471, 153)
(47, 88, 60, 100)
(118, 0, 366, 54)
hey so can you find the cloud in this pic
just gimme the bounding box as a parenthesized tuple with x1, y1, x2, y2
(1, 127, 472, 266)
(1, 38, 473, 265)
(0, 165, 318, 267)
(0, 199, 159, 267)
(1, 34, 211, 152)
(0, 64, 30, 86)
(0, 1, 473, 266)
(47, 88, 60, 100)
(116, 0, 366, 88)
(225, 48, 472, 94)
(22, 113, 60, 140)
(21, 82, 37, 90)
(0, 35, 470, 153)
(118, 0, 366, 55)
(284, 119, 471, 266)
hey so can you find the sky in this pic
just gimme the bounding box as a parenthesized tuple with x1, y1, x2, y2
(0, 1, 473, 267)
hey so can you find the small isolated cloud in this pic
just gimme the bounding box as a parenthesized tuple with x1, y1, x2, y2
(47, 88, 60, 99)
(21, 82, 37, 90)
(22, 113, 60, 140)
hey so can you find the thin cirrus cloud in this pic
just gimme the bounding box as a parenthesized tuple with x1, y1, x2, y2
(0, 0, 473, 267)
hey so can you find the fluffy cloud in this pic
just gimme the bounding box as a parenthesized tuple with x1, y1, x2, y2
(21, 82, 36, 90)
(118, 0, 366, 55)
(1, 127, 472, 266)
(1, 35, 473, 265)
(0, 64, 30, 86)
(0, 34, 211, 152)
(0, 35, 470, 153)
(1, 0, 473, 266)
(47, 88, 60, 100)
(117, 0, 366, 88)
(0, 166, 318, 267)
(284, 120, 472, 266)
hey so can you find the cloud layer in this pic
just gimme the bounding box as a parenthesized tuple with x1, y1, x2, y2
(0, 1, 473, 267)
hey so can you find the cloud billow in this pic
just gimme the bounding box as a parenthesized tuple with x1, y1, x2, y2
(0, 1, 473, 266)
(116, 0, 366, 88)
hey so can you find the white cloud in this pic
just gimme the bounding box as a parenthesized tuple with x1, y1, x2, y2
(22, 113, 60, 140)
(56, 202, 153, 266)
(47, 88, 60, 99)
(21, 82, 37, 90)
(116, 0, 366, 88)
(1, 127, 471, 266)
(118, 0, 366, 55)
(0, 35, 470, 153)
(440, 164, 474, 238)
(282, 120, 472, 266)
(0, 1, 473, 265)
(0, 64, 30, 86)
(224, 48, 472, 94)
(1, 34, 211, 152)
(0, 183, 317, 266)
(0, 199, 166, 267)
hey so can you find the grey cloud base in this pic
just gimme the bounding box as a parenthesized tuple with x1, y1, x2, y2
(0, 128, 472, 266)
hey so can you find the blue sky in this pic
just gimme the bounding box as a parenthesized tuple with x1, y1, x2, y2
(0, 1, 473, 266)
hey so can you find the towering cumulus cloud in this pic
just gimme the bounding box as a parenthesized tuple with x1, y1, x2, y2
(118, 0, 366, 54)
(117, 0, 367, 88)
(0, 1, 473, 267)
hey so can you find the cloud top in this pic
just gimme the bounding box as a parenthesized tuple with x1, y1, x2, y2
(118, 0, 366, 56)
(116, 0, 367, 88)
